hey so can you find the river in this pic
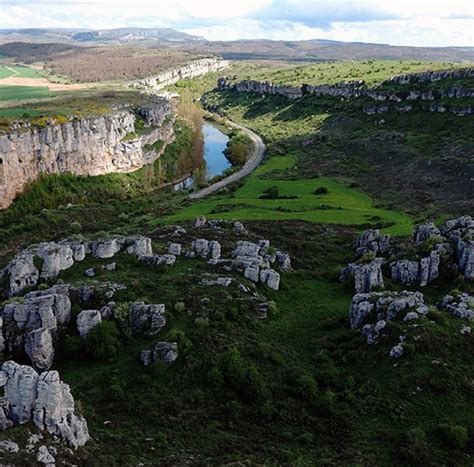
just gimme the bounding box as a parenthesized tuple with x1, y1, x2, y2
(174, 122, 230, 190)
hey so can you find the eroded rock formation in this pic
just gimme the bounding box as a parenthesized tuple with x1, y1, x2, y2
(0, 361, 89, 448)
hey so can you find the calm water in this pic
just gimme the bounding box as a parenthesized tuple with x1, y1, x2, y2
(202, 123, 231, 176)
(174, 122, 230, 190)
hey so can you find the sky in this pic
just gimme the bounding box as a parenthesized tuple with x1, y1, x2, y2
(0, 0, 473, 47)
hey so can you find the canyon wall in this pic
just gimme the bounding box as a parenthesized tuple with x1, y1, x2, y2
(217, 67, 474, 104)
(0, 98, 175, 209)
(134, 57, 230, 92)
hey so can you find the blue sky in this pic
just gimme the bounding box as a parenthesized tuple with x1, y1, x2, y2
(1, 0, 473, 46)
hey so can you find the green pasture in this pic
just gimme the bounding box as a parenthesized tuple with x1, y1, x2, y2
(0, 64, 44, 79)
(162, 155, 414, 236)
(0, 85, 54, 102)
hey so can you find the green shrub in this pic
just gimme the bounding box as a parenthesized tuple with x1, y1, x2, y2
(295, 374, 319, 402)
(438, 423, 468, 449)
(85, 321, 121, 361)
(260, 186, 280, 199)
(168, 329, 193, 356)
(314, 187, 328, 195)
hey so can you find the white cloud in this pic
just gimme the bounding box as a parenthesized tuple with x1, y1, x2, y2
(0, 0, 472, 46)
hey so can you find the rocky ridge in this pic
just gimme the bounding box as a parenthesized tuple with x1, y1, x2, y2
(217, 67, 474, 115)
(134, 58, 230, 92)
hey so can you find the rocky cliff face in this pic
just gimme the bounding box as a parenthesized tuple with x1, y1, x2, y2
(134, 58, 230, 92)
(0, 98, 175, 209)
(217, 67, 474, 107)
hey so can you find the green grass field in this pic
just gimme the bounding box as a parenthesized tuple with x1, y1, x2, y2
(163, 155, 413, 235)
(0, 85, 54, 102)
(0, 64, 44, 79)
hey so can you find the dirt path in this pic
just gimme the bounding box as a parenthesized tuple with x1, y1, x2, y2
(189, 120, 265, 200)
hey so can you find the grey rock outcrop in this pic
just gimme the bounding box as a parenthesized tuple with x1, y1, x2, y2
(233, 221, 248, 236)
(0, 100, 174, 209)
(189, 239, 221, 259)
(25, 328, 55, 372)
(340, 259, 384, 293)
(37, 445, 56, 465)
(32, 367, 89, 448)
(139, 254, 176, 267)
(350, 291, 427, 344)
(37, 243, 74, 280)
(168, 243, 182, 256)
(440, 293, 474, 320)
(76, 310, 102, 337)
(90, 238, 122, 259)
(259, 269, 281, 290)
(1, 293, 71, 370)
(355, 230, 390, 257)
(129, 302, 166, 335)
(134, 58, 229, 92)
(140, 341, 178, 365)
(413, 222, 441, 245)
(194, 216, 207, 228)
(4, 251, 39, 296)
(124, 236, 153, 257)
(390, 260, 419, 285)
(199, 277, 232, 287)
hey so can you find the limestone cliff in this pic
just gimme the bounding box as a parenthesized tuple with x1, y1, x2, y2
(134, 58, 230, 92)
(217, 67, 474, 107)
(0, 98, 175, 209)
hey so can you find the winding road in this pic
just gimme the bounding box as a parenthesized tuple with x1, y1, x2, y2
(189, 120, 265, 199)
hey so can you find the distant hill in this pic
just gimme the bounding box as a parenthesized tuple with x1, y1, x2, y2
(0, 27, 202, 44)
(0, 29, 473, 63)
(192, 39, 474, 63)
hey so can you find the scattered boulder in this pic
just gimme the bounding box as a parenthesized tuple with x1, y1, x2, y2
(37, 445, 56, 465)
(460, 325, 471, 335)
(168, 243, 182, 256)
(233, 221, 248, 236)
(195, 216, 207, 228)
(4, 251, 39, 296)
(140, 341, 178, 365)
(189, 239, 221, 259)
(350, 291, 427, 344)
(139, 254, 176, 267)
(275, 251, 292, 272)
(90, 238, 121, 259)
(419, 250, 440, 286)
(37, 243, 74, 280)
(76, 310, 102, 337)
(129, 302, 166, 335)
(259, 269, 280, 290)
(124, 236, 153, 257)
(439, 293, 474, 319)
(199, 277, 232, 286)
(0, 440, 19, 453)
(389, 344, 404, 358)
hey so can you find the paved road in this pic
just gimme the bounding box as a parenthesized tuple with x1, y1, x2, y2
(189, 120, 265, 200)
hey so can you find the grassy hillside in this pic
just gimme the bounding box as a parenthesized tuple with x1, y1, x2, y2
(233, 60, 462, 86)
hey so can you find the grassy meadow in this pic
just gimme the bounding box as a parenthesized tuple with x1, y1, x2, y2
(163, 154, 413, 235)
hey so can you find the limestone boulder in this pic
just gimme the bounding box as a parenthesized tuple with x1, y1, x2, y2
(25, 328, 55, 371)
(76, 310, 102, 337)
(413, 222, 441, 245)
(5, 252, 39, 296)
(37, 242, 74, 280)
(129, 302, 166, 335)
(90, 238, 121, 258)
(390, 260, 419, 285)
(355, 229, 390, 257)
(124, 236, 153, 257)
(140, 341, 178, 365)
(168, 243, 182, 256)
